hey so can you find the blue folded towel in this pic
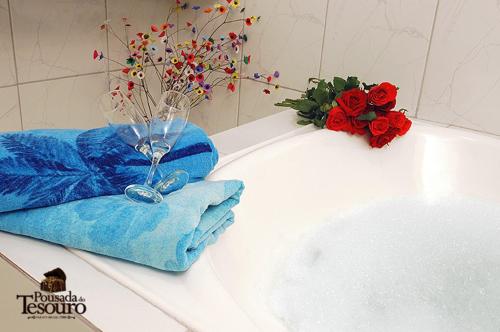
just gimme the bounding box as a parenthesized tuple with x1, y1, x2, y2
(0, 123, 218, 213)
(0, 180, 244, 271)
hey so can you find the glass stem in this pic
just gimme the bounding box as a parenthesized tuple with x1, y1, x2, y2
(144, 151, 164, 187)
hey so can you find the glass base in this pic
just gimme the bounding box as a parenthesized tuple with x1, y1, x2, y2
(154, 170, 189, 195)
(124, 184, 163, 204)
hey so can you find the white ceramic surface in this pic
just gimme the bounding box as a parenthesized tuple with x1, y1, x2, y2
(61, 119, 500, 331)
(205, 121, 500, 330)
(211, 109, 314, 157)
(0, 233, 188, 332)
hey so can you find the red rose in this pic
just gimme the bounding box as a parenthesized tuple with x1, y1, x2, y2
(376, 99, 396, 112)
(368, 82, 397, 106)
(326, 106, 348, 131)
(341, 118, 360, 135)
(387, 111, 406, 129)
(398, 118, 412, 136)
(347, 118, 366, 135)
(352, 117, 368, 128)
(343, 119, 353, 134)
(368, 116, 389, 135)
(350, 118, 368, 135)
(336, 88, 367, 117)
(369, 128, 398, 148)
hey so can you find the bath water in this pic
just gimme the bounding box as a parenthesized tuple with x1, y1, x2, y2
(269, 197, 500, 332)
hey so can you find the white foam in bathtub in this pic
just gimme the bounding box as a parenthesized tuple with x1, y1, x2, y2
(269, 197, 500, 332)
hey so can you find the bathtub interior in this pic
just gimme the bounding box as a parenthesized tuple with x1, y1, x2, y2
(206, 124, 500, 330)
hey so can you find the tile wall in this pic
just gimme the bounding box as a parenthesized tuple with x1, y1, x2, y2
(1, 0, 499, 137)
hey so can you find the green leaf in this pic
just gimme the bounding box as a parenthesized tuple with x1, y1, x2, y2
(345, 76, 360, 90)
(305, 87, 315, 99)
(313, 114, 327, 128)
(275, 98, 319, 114)
(297, 119, 312, 125)
(357, 111, 377, 121)
(333, 77, 346, 93)
(294, 99, 319, 113)
(362, 82, 377, 91)
(319, 103, 331, 113)
(297, 111, 315, 119)
(312, 80, 329, 105)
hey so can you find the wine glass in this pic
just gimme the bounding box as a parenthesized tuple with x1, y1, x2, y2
(98, 90, 150, 157)
(124, 90, 191, 204)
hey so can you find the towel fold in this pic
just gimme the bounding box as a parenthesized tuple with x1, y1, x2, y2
(0, 123, 218, 213)
(0, 180, 244, 271)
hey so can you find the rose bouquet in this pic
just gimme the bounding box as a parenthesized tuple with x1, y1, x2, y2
(276, 77, 412, 148)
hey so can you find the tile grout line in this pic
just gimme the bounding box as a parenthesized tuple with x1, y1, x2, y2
(414, 0, 440, 118)
(16, 70, 107, 86)
(6, 0, 23, 130)
(236, 1, 245, 127)
(104, 0, 110, 91)
(245, 77, 303, 92)
(0, 83, 17, 89)
(317, 0, 330, 78)
(414, 117, 500, 138)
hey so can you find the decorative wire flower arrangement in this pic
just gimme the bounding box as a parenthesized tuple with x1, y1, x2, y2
(93, 0, 280, 123)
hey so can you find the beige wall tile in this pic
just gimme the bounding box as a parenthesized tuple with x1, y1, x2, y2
(238, 84, 302, 125)
(7, 0, 499, 137)
(418, 0, 500, 135)
(0, 86, 22, 132)
(237, 0, 326, 124)
(190, 89, 239, 135)
(11, 0, 106, 82)
(107, 1, 243, 135)
(177, 0, 244, 134)
(321, 0, 438, 116)
(242, 0, 327, 91)
(19, 73, 108, 129)
(106, 0, 174, 71)
(0, 0, 16, 87)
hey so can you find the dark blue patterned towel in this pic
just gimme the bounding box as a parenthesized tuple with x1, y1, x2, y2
(0, 123, 218, 213)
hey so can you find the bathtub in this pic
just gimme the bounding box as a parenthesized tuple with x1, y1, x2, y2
(71, 120, 500, 331)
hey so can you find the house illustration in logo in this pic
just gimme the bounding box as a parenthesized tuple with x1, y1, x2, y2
(40, 267, 66, 293)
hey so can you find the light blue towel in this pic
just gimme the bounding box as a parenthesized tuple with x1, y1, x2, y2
(0, 180, 244, 271)
(0, 123, 218, 213)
